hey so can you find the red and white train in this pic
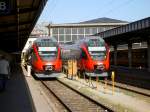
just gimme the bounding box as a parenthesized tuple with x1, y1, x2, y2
(61, 36, 110, 77)
(22, 36, 62, 78)
(76, 36, 110, 77)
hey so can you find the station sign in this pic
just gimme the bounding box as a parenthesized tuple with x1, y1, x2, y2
(0, 0, 11, 15)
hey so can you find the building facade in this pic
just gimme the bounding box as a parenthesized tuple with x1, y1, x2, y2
(47, 17, 128, 43)
(31, 22, 49, 36)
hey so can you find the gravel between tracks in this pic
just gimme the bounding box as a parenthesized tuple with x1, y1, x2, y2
(57, 74, 150, 112)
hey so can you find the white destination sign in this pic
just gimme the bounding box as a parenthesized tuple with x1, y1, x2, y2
(38, 47, 57, 51)
(88, 47, 106, 51)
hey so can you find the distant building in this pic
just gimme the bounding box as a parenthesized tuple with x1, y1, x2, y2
(47, 17, 128, 43)
(31, 22, 49, 36)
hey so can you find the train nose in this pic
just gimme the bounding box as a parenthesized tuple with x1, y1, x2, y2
(43, 65, 53, 71)
(94, 64, 105, 71)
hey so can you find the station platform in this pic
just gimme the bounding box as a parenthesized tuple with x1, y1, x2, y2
(0, 65, 54, 112)
(0, 65, 33, 112)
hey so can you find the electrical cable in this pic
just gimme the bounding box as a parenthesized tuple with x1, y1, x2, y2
(101, 0, 135, 17)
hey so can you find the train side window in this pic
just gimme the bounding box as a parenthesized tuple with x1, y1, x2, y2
(81, 49, 87, 59)
(32, 52, 38, 61)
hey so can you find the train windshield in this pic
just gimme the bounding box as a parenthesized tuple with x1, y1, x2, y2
(88, 46, 106, 60)
(36, 38, 57, 47)
(89, 51, 106, 60)
(39, 51, 57, 61)
(36, 41, 57, 47)
(87, 38, 106, 60)
(87, 38, 104, 47)
(38, 47, 58, 61)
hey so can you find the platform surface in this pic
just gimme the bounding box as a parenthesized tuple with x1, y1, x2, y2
(0, 66, 33, 112)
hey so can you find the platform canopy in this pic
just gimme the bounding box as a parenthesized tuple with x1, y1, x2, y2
(0, 0, 47, 52)
(96, 17, 150, 45)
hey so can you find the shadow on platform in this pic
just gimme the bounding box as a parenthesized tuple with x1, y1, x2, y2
(0, 65, 33, 112)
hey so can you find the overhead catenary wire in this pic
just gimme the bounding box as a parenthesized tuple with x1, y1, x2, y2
(101, 0, 135, 17)
(45, 0, 60, 23)
(83, 0, 116, 21)
(81, 0, 133, 22)
(38, 0, 60, 23)
(95, 0, 115, 16)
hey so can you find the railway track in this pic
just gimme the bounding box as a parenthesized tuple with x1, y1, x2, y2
(73, 74, 150, 97)
(101, 80, 150, 97)
(42, 80, 113, 112)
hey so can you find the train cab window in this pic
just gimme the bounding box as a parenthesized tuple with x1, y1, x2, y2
(88, 39, 104, 47)
(81, 50, 87, 59)
(89, 51, 106, 60)
(32, 51, 38, 61)
(39, 51, 57, 61)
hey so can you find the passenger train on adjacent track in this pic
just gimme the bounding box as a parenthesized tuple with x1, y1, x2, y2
(22, 36, 62, 78)
(61, 36, 110, 77)
(76, 36, 110, 77)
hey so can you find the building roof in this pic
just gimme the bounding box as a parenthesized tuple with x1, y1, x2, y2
(79, 17, 128, 24)
(47, 17, 128, 28)
(96, 17, 150, 45)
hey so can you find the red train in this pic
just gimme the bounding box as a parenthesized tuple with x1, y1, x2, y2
(25, 37, 62, 77)
(61, 36, 110, 77)
(76, 36, 110, 77)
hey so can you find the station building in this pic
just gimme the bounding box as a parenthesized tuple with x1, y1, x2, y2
(47, 17, 128, 43)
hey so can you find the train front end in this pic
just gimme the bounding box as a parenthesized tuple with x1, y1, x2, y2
(80, 37, 110, 77)
(31, 37, 62, 77)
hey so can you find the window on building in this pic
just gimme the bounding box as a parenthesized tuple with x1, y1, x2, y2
(59, 35, 64, 42)
(66, 35, 71, 41)
(91, 27, 97, 34)
(65, 28, 71, 35)
(72, 35, 77, 41)
(59, 28, 64, 34)
(98, 27, 104, 32)
(85, 28, 90, 34)
(72, 28, 77, 34)
(78, 35, 84, 39)
(78, 28, 84, 34)
(53, 28, 58, 34)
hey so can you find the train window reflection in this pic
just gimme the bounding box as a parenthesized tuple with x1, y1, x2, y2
(89, 51, 106, 60)
(36, 42, 57, 47)
(39, 51, 57, 61)
(88, 39, 104, 47)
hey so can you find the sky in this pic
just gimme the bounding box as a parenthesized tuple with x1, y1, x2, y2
(37, 0, 150, 24)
